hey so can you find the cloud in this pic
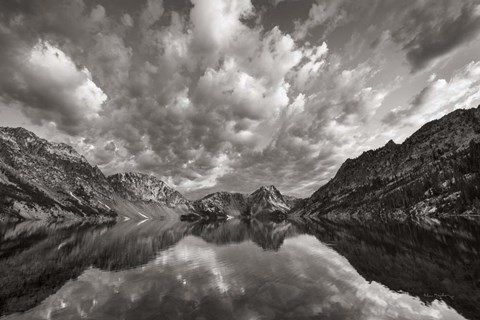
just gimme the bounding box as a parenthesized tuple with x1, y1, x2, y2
(139, 0, 165, 30)
(190, 0, 255, 65)
(0, 0, 392, 197)
(195, 57, 289, 122)
(90, 5, 106, 25)
(292, 0, 480, 72)
(246, 27, 303, 85)
(0, 40, 106, 135)
(87, 0, 309, 194)
(1, 0, 480, 198)
(121, 14, 134, 27)
(292, 42, 328, 90)
(383, 61, 480, 126)
(86, 33, 132, 94)
(390, 1, 480, 72)
(293, 0, 346, 40)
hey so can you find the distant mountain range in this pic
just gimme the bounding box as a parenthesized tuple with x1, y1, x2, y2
(0, 128, 297, 220)
(1, 106, 480, 220)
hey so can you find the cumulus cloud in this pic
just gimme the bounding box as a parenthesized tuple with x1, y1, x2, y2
(292, 42, 328, 90)
(190, 0, 255, 65)
(0, 40, 106, 134)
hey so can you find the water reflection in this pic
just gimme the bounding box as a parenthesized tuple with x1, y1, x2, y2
(0, 217, 478, 320)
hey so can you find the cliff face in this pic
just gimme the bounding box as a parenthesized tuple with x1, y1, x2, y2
(299, 106, 480, 216)
(0, 127, 115, 220)
(108, 172, 188, 207)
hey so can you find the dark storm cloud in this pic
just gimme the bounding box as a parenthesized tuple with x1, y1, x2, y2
(390, 0, 480, 72)
(288, 0, 480, 72)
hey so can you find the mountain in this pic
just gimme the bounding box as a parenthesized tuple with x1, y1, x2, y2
(0, 127, 194, 221)
(0, 126, 296, 221)
(249, 185, 290, 215)
(106, 172, 194, 220)
(192, 192, 249, 218)
(297, 106, 480, 217)
(192, 185, 298, 218)
(108, 172, 188, 207)
(0, 127, 115, 220)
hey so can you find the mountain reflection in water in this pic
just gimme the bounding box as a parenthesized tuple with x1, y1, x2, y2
(0, 217, 478, 320)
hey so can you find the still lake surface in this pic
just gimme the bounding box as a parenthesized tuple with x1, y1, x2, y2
(0, 216, 479, 320)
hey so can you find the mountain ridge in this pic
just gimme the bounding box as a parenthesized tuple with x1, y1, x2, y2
(0, 127, 116, 220)
(107, 172, 188, 207)
(298, 105, 480, 216)
(191, 184, 298, 218)
(3, 105, 480, 220)
(0, 127, 297, 220)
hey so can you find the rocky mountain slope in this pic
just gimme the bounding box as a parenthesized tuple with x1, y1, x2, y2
(106, 172, 195, 220)
(297, 106, 480, 217)
(191, 185, 299, 218)
(0, 127, 116, 220)
(0, 127, 297, 220)
(192, 192, 249, 217)
(108, 172, 188, 207)
(0, 128, 193, 220)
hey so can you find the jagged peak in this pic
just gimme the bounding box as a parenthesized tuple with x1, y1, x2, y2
(251, 185, 281, 196)
(385, 139, 397, 148)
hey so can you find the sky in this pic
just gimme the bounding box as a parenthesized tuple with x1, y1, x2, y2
(1, 0, 480, 199)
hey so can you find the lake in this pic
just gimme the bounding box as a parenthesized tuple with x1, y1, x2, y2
(0, 216, 478, 320)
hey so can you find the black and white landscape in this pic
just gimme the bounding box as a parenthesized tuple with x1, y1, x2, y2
(2, 105, 480, 221)
(1, 0, 480, 319)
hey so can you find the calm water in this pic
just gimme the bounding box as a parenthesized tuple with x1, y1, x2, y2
(0, 217, 479, 320)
